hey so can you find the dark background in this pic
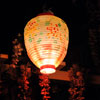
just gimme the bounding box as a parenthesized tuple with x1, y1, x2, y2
(0, 0, 100, 100)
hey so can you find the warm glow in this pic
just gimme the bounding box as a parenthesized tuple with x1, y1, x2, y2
(24, 13, 69, 74)
(40, 68, 56, 74)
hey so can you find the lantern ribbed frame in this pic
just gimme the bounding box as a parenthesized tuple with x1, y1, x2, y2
(24, 14, 69, 74)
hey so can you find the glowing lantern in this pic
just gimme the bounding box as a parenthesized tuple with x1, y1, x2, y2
(24, 13, 69, 74)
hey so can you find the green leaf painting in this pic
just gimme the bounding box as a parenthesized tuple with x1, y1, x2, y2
(66, 37, 69, 40)
(37, 38, 42, 44)
(40, 32, 43, 35)
(37, 19, 40, 22)
(58, 23, 61, 27)
(54, 40, 57, 43)
(45, 21, 50, 26)
(29, 35, 33, 43)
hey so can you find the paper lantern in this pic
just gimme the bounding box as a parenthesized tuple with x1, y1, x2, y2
(24, 13, 69, 74)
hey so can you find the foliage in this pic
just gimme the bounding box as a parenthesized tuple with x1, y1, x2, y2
(68, 64, 85, 100)
(39, 74, 51, 100)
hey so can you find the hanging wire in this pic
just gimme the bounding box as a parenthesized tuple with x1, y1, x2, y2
(41, 0, 53, 14)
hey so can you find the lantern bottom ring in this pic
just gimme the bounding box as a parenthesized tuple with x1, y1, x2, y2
(40, 65, 56, 74)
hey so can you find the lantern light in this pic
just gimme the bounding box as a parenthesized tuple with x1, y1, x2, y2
(24, 12, 69, 74)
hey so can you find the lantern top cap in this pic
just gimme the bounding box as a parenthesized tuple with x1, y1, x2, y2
(37, 11, 54, 16)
